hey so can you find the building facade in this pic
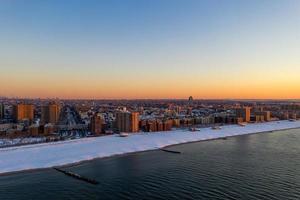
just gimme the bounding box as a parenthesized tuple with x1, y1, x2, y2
(13, 104, 34, 122)
(131, 112, 139, 132)
(115, 111, 139, 133)
(41, 102, 60, 124)
(90, 114, 103, 135)
(236, 107, 251, 122)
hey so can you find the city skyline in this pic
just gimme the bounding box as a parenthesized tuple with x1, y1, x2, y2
(1, 0, 300, 99)
(1, 1, 300, 199)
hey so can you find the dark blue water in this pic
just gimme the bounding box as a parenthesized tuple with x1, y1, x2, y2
(1, 129, 300, 200)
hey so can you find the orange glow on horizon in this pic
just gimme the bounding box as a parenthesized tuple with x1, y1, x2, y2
(1, 81, 300, 100)
(1, 67, 300, 99)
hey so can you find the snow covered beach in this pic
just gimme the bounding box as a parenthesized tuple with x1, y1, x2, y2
(0, 120, 300, 175)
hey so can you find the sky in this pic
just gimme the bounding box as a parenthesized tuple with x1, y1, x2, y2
(0, 0, 300, 99)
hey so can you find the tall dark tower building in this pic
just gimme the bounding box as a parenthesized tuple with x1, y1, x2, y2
(0, 103, 4, 119)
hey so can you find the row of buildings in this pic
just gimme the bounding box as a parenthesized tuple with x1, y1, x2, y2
(89, 107, 271, 135)
(0, 102, 61, 136)
(236, 107, 271, 122)
(1, 102, 297, 137)
(11, 102, 60, 124)
(90, 111, 139, 135)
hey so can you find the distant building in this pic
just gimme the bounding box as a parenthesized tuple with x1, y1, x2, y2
(174, 106, 181, 115)
(144, 120, 157, 132)
(157, 120, 163, 131)
(29, 124, 39, 136)
(0, 103, 4, 119)
(215, 115, 236, 124)
(180, 118, 194, 126)
(236, 117, 244, 124)
(253, 115, 264, 122)
(263, 111, 271, 121)
(90, 114, 103, 135)
(289, 113, 297, 120)
(253, 111, 271, 122)
(283, 112, 290, 120)
(13, 103, 34, 122)
(236, 107, 251, 122)
(140, 119, 172, 132)
(172, 119, 180, 127)
(115, 111, 139, 133)
(186, 107, 193, 115)
(41, 102, 60, 124)
(163, 120, 173, 131)
(44, 123, 54, 135)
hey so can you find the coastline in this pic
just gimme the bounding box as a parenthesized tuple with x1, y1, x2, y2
(0, 120, 300, 175)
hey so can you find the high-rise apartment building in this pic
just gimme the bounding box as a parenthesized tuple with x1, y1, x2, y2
(13, 103, 34, 122)
(115, 111, 139, 133)
(236, 107, 251, 122)
(90, 114, 103, 135)
(131, 112, 139, 132)
(253, 110, 271, 122)
(116, 111, 130, 132)
(263, 111, 271, 121)
(41, 102, 60, 124)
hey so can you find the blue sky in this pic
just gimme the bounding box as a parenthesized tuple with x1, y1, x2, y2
(1, 0, 300, 99)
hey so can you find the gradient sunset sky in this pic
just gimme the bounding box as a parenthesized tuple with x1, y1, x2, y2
(1, 0, 300, 99)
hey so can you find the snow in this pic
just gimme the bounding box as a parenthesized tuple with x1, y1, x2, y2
(0, 137, 47, 147)
(0, 120, 300, 174)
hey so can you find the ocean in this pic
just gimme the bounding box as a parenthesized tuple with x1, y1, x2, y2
(1, 129, 300, 200)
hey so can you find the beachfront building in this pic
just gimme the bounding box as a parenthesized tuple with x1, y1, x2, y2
(90, 114, 103, 135)
(236, 107, 251, 122)
(41, 102, 61, 124)
(13, 103, 34, 122)
(115, 111, 139, 133)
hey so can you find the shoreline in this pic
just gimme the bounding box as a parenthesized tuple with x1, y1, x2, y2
(161, 126, 300, 149)
(1, 125, 300, 177)
(0, 120, 300, 176)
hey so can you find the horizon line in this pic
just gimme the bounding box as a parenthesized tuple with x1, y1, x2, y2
(1, 96, 300, 102)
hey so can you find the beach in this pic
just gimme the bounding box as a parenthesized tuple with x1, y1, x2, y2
(0, 120, 300, 175)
